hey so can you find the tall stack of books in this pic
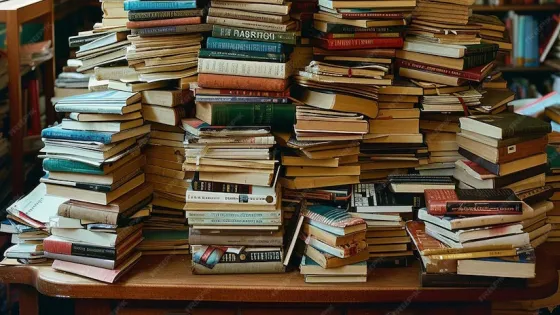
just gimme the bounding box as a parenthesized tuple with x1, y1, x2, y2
(139, 89, 194, 255)
(39, 90, 151, 283)
(350, 183, 414, 265)
(417, 188, 540, 280)
(182, 118, 285, 274)
(124, 0, 210, 84)
(0, 184, 65, 266)
(300, 204, 369, 283)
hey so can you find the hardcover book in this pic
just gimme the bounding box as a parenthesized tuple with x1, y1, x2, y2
(425, 189, 523, 216)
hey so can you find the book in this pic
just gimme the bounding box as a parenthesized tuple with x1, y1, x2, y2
(456, 134, 547, 164)
(302, 223, 366, 247)
(458, 149, 547, 177)
(142, 104, 187, 126)
(304, 244, 369, 268)
(396, 59, 494, 82)
(128, 9, 205, 21)
(300, 256, 367, 275)
(51, 252, 141, 283)
(425, 189, 522, 216)
(41, 124, 150, 144)
(197, 73, 289, 91)
(197, 58, 293, 79)
(191, 245, 284, 274)
(126, 17, 202, 29)
(211, 25, 298, 45)
(313, 37, 404, 50)
(60, 118, 144, 132)
(206, 16, 296, 32)
(186, 184, 276, 205)
(195, 103, 294, 131)
(459, 113, 552, 140)
(417, 207, 531, 231)
(141, 89, 192, 107)
(303, 205, 366, 236)
(123, 1, 197, 11)
(350, 183, 419, 213)
(456, 247, 535, 279)
(131, 24, 213, 36)
(291, 87, 378, 118)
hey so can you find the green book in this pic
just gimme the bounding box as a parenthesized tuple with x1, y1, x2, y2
(212, 25, 298, 45)
(43, 159, 105, 175)
(196, 103, 295, 132)
(459, 113, 551, 140)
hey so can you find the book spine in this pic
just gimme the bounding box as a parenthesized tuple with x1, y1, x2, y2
(197, 89, 290, 97)
(396, 59, 483, 81)
(124, 1, 197, 11)
(198, 49, 286, 63)
(128, 9, 204, 21)
(192, 178, 252, 193)
(43, 159, 104, 175)
(196, 95, 288, 103)
(445, 202, 523, 215)
(425, 189, 456, 216)
(189, 234, 283, 246)
(185, 190, 276, 205)
(428, 249, 517, 260)
(324, 24, 406, 33)
(209, 8, 285, 24)
(192, 261, 284, 274)
(134, 24, 212, 36)
(186, 211, 280, 219)
(55, 104, 123, 114)
(198, 58, 291, 79)
(43, 238, 116, 260)
(58, 203, 119, 225)
(211, 1, 288, 14)
(341, 12, 403, 19)
(72, 182, 112, 193)
(187, 218, 281, 224)
(206, 37, 284, 53)
(41, 128, 112, 144)
(463, 51, 497, 69)
(206, 16, 291, 33)
(197, 74, 289, 92)
(313, 37, 404, 50)
(126, 16, 202, 29)
(211, 25, 297, 45)
(207, 103, 295, 130)
(465, 43, 499, 55)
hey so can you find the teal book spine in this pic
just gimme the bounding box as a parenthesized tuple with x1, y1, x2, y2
(206, 37, 284, 53)
(211, 25, 297, 45)
(43, 159, 104, 175)
(124, 0, 197, 11)
(41, 126, 113, 144)
(198, 49, 286, 63)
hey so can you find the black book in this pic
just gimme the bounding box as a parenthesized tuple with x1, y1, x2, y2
(388, 174, 455, 184)
(517, 185, 554, 205)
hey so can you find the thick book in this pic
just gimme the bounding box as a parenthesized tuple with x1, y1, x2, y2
(123, 1, 196, 11)
(206, 16, 297, 32)
(458, 148, 547, 177)
(291, 87, 378, 118)
(453, 160, 548, 190)
(211, 25, 297, 45)
(396, 59, 494, 82)
(300, 256, 367, 276)
(312, 37, 404, 50)
(302, 223, 366, 247)
(306, 236, 367, 259)
(191, 245, 284, 274)
(51, 252, 141, 283)
(186, 183, 276, 205)
(191, 175, 252, 194)
(207, 37, 286, 53)
(198, 49, 286, 63)
(425, 189, 522, 216)
(197, 73, 289, 92)
(456, 247, 536, 279)
(128, 9, 204, 21)
(141, 89, 192, 107)
(41, 124, 150, 144)
(459, 113, 552, 140)
(198, 58, 292, 79)
(195, 102, 295, 131)
(131, 24, 213, 36)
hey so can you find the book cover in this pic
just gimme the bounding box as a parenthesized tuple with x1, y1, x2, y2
(128, 9, 204, 21)
(425, 189, 522, 216)
(211, 25, 297, 45)
(123, 0, 197, 11)
(312, 37, 404, 50)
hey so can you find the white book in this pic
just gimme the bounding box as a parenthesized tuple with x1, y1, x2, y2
(197, 58, 293, 79)
(424, 221, 524, 243)
(426, 227, 530, 249)
(61, 118, 144, 132)
(350, 212, 402, 222)
(185, 185, 276, 205)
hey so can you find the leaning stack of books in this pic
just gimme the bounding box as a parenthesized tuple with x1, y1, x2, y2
(350, 183, 414, 265)
(454, 113, 550, 194)
(1, 184, 65, 266)
(39, 90, 151, 283)
(182, 118, 285, 274)
(416, 188, 540, 281)
(300, 204, 369, 283)
(139, 89, 194, 255)
(124, 0, 210, 84)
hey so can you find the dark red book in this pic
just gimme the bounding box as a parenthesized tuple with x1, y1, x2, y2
(312, 37, 404, 50)
(336, 12, 405, 19)
(290, 1, 318, 13)
(321, 32, 401, 39)
(396, 59, 495, 82)
(425, 189, 523, 216)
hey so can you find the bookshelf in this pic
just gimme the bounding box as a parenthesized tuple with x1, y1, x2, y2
(0, 0, 56, 196)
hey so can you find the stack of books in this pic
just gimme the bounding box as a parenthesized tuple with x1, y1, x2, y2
(454, 113, 550, 195)
(182, 118, 284, 274)
(103, 0, 128, 28)
(74, 30, 131, 78)
(124, 0, 210, 84)
(416, 188, 540, 281)
(1, 184, 65, 266)
(350, 183, 414, 265)
(53, 61, 91, 103)
(140, 89, 194, 255)
(482, 70, 507, 90)
(300, 204, 369, 283)
(39, 90, 151, 283)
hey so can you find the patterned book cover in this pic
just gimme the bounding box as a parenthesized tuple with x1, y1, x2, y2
(303, 205, 365, 228)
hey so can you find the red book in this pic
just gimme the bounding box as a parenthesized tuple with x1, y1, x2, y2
(396, 59, 495, 82)
(424, 189, 523, 216)
(51, 251, 141, 283)
(126, 17, 202, 29)
(312, 37, 404, 50)
(322, 32, 401, 39)
(28, 78, 41, 136)
(197, 74, 289, 92)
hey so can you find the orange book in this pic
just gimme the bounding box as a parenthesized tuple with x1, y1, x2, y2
(197, 74, 289, 92)
(126, 17, 202, 29)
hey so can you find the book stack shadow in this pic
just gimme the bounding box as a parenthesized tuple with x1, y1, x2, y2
(300, 204, 369, 283)
(124, 0, 210, 85)
(140, 89, 195, 255)
(183, 119, 284, 274)
(39, 90, 152, 283)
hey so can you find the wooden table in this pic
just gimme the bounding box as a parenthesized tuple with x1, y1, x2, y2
(0, 251, 558, 315)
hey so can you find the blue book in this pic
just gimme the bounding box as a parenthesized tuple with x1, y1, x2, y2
(41, 124, 149, 144)
(206, 37, 285, 54)
(124, 0, 197, 11)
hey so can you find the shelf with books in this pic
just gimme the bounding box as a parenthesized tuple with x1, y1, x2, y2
(472, 4, 560, 12)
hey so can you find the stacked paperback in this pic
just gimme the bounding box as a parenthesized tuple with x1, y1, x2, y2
(40, 90, 151, 283)
(183, 119, 284, 274)
(300, 205, 369, 283)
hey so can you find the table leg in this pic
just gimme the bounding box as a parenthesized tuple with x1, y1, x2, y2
(75, 299, 113, 315)
(11, 284, 39, 315)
